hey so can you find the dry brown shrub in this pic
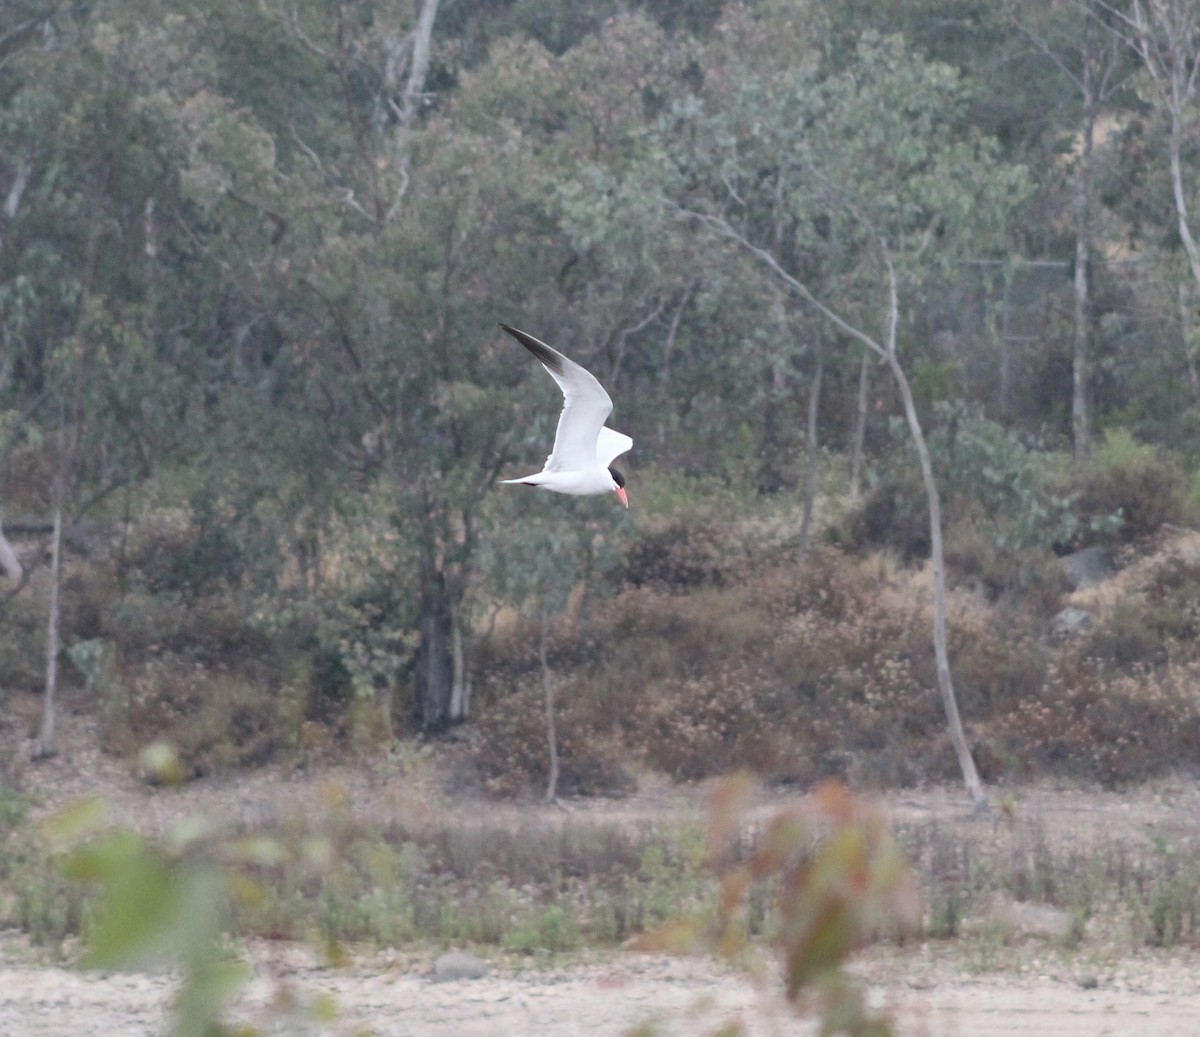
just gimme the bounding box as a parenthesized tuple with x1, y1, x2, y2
(470, 547, 1042, 793)
(471, 531, 1200, 793)
(468, 613, 639, 797)
(1072, 547, 1200, 670)
(465, 679, 637, 798)
(994, 656, 1200, 784)
(116, 657, 280, 775)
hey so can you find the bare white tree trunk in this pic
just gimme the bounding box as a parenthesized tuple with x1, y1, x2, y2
(1071, 22, 1096, 465)
(1166, 89, 1200, 292)
(1178, 282, 1200, 397)
(37, 448, 66, 759)
(877, 261, 987, 813)
(384, 0, 441, 221)
(539, 609, 559, 803)
(1019, 0, 1121, 463)
(657, 278, 696, 447)
(0, 523, 21, 587)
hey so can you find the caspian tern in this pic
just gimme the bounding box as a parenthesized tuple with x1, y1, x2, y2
(500, 323, 632, 508)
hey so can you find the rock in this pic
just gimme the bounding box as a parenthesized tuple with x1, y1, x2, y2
(1052, 606, 1094, 637)
(989, 897, 1075, 941)
(1061, 545, 1116, 590)
(432, 951, 489, 983)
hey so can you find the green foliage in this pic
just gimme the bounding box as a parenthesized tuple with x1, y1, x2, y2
(46, 799, 247, 1037)
(18, 791, 719, 961)
(3, 0, 1200, 810)
(924, 403, 1078, 552)
(480, 490, 626, 618)
(854, 402, 1079, 563)
(1073, 429, 1188, 545)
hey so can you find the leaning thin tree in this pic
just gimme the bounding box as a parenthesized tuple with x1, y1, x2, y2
(681, 208, 988, 814)
(660, 32, 1033, 813)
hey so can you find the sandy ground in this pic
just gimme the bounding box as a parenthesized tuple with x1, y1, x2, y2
(4, 707, 1200, 1035)
(3, 942, 1200, 1037)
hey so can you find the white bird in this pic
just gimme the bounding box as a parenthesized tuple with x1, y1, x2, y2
(500, 323, 631, 508)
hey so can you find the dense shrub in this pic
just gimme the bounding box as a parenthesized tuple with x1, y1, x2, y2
(1072, 429, 1187, 545)
(469, 547, 1048, 794)
(618, 515, 758, 590)
(114, 656, 281, 774)
(846, 469, 929, 561)
(0, 593, 46, 694)
(467, 630, 637, 798)
(847, 403, 1078, 582)
(106, 590, 275, 666)
(994, 657, 1200, 784)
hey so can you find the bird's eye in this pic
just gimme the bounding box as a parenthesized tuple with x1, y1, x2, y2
(608, 466, 625, 488)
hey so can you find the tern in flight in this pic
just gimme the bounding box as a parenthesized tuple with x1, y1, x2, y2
(499, 323, 631, 508)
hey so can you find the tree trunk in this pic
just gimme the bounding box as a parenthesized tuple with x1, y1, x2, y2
(0, 522, 21, 587)
(1131, 0, 1200, 293)
(1072, 13, 1096, 465)
(679, 208, 989, 814)
(383, 0, 442, 220)
(1178, 282, 1200, 398)
(36, 473, 65, 759)
(448, 602, 470, 721)
(414, 570, 456, 733)
(1167, 104, 1200, 295)
(888, 354, 987, 814)
(657, 278, 697, 446)
(998, 265, 1012, 418)
(849, 348, 870, 501)
(881, 267, 987, 816)
(539, 608, 559, 803)
(758, 359, 789, 494)
(798, 349, 824, 551)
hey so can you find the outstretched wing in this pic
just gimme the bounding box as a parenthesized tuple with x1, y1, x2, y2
(501, 323, 616, 473)
(596, 426, 633, 467)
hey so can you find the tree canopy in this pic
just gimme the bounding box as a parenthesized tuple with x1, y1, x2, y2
(3, 0, 1199, 750)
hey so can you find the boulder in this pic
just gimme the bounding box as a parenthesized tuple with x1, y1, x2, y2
(432, 951, 489, 982)
(1052, 606, 1094, 637)
(1060, 545, 1116, 590)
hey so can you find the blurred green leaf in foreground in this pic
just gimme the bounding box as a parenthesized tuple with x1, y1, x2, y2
(642, 774, 919, 1036)
(45, 794, 250, 1037)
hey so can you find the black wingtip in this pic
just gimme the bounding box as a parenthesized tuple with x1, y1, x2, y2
(499, 323, 566, 378)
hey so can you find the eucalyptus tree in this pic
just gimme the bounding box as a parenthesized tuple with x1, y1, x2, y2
(192, 7, 700, 732)
(62, 0, 491, 733)
(1120, 0, 1200, 295)
(0, 0, 241, 753)
(454, 13, 714, 458)
(1097, 0, 1200, 418)
(662, 27, 1032, 812)
(1012, 0, 1131, 462)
